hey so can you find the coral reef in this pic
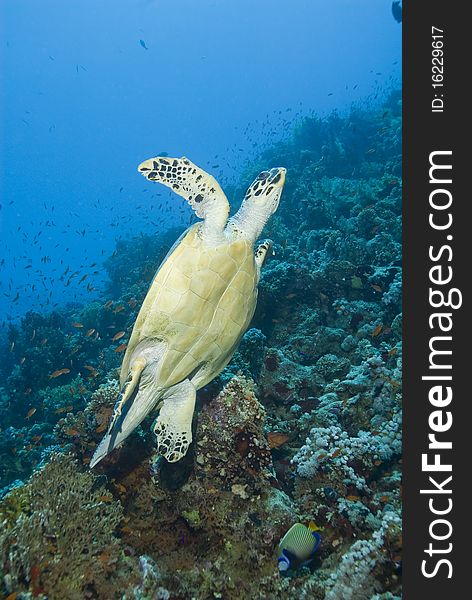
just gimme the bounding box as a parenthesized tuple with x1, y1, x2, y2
(0, 93, 402, 599)
(0, 453, 140, 599)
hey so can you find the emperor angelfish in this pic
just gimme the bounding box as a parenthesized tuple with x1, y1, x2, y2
(277, 522, 322, 572)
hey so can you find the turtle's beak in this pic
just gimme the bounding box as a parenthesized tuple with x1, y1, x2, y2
(269, 167, 286, 188)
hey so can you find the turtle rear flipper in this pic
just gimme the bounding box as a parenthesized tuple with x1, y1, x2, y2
(90, 356, 161, 468)
(153, 379, 196, 463)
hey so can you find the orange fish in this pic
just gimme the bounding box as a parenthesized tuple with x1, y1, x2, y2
(72, 322, 84, 328)
(84, 364, 96, 372)
(379, 495, 390, 503)
(267, 431, 289, 449)
(31, 435, 43, 442)
(5, 592, 18, 600)
(346, 495, 360, 501)
(388, 347, 398, 357)
(95, 422, 108, 433)
(49, 368, 71, 379)
(115, 343, 127, 353)
(371, 324, 383, 337)
(331, 449, 342, 458)
(25, 407, 37, 419)
(64, 428, 80, 436)
(99, 495, 113, 502)
(114, 305, 125, 313)
(86, 328, 95, 337)
(54, 405, 73, 414)
(112, 331, 126, 342)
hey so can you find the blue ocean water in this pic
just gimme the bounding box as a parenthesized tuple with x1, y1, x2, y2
(1, 0, 399, 320)
(0, 2, 402, 598)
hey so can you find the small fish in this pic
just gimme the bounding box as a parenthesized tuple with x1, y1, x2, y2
(25, 407, 37, 419)
(112, 331, 126, 342)
(115, 343, 127, 353)
(371, 324, 383, 337)
(54, 405, 73, 414)
(72, 322, 84, 328)
(139, 39, 149, 50)
(277, 523, 321, 572)
(113, 304, 125, 313)
(104, 300, 113, 309)
(391, 1, 402, 23)
(86, 328, 95, 337)
(49, 368, 71, 379)
(371, 284, 383, 292)
(114, 482, 127, 494)
(267, 432, 289, 449)
(64, 428, 80, 436)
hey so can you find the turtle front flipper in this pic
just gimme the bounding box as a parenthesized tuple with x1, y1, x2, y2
(137, 156, 229, 245)
(255, 239, 273, 280)
(153, 379, 196, 463)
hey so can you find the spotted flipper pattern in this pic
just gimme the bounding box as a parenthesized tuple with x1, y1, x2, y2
(255, 239, 273, 278)
(153, 378, 196, 462)
(138, 156, 229, 241)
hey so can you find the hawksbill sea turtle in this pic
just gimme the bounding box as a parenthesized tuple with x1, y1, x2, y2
(90, 156, 286, 467)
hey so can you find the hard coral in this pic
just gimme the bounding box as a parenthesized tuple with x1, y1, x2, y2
(0, 453, 138, 600)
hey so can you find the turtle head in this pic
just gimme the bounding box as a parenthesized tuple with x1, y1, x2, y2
(227, 167, 286, 242)
(247, 167, 286, 216)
